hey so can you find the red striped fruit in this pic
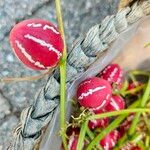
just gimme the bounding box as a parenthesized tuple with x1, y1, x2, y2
(88, 116, 109, 130)
(104, 95, 125, 112)
(100, 130, 120, 150)
(100, 64, 123, 85)
(119, 114, 134, 137)
(68, 134, 85, 150)
(9, 19, 64, 70)
(77, 77, 112, 109)
(68, 134, 78, 150)
(88, 118, 109, 130)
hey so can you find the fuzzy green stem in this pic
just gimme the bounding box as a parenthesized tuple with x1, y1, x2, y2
(121, 79, 129, 91)
(77, 121, 88, 150)
(123, 84, 145, 95)
(145, 136, 150, 148)
(138, 141, 146, 149)
(131, 133, 144, 143)
(131, 70, 150, 76)
(87, 128, 103, 150)
(144, 42, 150, 47)
(114, 134, 127, 150)
(87, 108, 150, 120)
(55, 0, 67, 149)
(128, 76, 150, 136)
(129, 72, 138, 86)
(143, 113, 150, 133)
(87, 127, 95, 140)
(86, 99, 140, 150)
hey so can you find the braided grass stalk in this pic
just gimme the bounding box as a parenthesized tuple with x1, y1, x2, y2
(119, 0, 135, 9)
(9, 0, 150, 149)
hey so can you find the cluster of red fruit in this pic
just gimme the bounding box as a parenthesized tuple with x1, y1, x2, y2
(8, 19, 142, 150)
(67, 64, 141, 150)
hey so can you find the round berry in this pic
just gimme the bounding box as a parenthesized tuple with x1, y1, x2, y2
(119, 114, 134, 137)
(9, 19, 64, 70)
(104, 95, 125, 112)
(77, 77, 112, 108)
(88, 117, 109, 130)
(100, 64, 123, 85)
(100, 130, 120, 149)
(88, 109, 109, 130)
(68, 134, 79, 150)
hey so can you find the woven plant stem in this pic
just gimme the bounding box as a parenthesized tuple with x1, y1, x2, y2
(55, 0, 68, 149)
(129, 76, 150, 136)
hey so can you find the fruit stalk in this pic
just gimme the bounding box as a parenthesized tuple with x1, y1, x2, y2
(55, 0, 68, 149)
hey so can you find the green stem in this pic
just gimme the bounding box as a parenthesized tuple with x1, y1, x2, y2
(129, 72, 138, 86)
(138, 141, 146, 150)
(143, 113, 150, 133)
(129, 76, 150, 136)
(131, 133, 144, 143)
(87, 128, 103, 150)
(145, 135, 150, 148)
(88, 108, 150, 120)
(77, 121, 88, 150)
(144, 42, 150, 47)
(122, 84, 145, 95)
(114, 134, 127, 150)
(86, 99, 140, 150)
(131, 70, 150, 76)
(122, 79, 129, 91)
(55, 0, 68, 149)
(87, 127, 95, 140)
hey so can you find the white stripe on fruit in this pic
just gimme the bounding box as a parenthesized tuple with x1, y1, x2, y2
(43, 25, 60, 34)
(92, 100, 107, 111)
(27, 23, 42, 27)
(68, 134, 75, 150)
(110, 97, 120, 111)
(15, 40, 45, 68)
(27, 23, 60, 35)
(24, 34, 62, 59)
(78, 86, 106, 100)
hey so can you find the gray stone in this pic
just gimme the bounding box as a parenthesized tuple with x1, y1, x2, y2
(0, 116, 19, 150)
